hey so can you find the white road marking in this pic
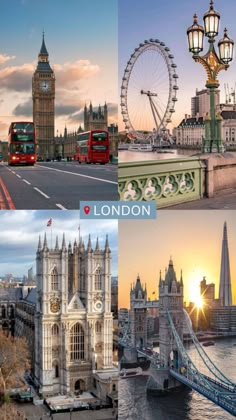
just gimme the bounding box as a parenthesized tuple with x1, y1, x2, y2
(56, 203, 67, 210)
(12, 171, 16, 174)
(16, 174, 21, 178)
(37, 165, 117, 185)
(23, 179, 31, 185)
(34, 187, 50, 199)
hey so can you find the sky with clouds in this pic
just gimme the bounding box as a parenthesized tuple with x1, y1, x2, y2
(0, 210, 118, 278)
(119, 210, 236, 308)
(119, 0, 236, 132)
(0, 0, 118, 140)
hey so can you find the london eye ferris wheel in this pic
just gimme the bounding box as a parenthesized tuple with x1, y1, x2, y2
(120, 39, 179, 140)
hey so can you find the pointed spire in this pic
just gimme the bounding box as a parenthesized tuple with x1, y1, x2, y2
(43, 233, 48, 250)
(105, 234, 110, 253)
(95, 237, 99, 251)
(39, 32, 48, 56)
(55, 236, 59, 251)
(73, 239, 78, 250)
(87, 234, 92, 252)
(98, 104, 102, 117)
(38, 235, 42, 251)
(62, 233, 66, 250)
(223, 221, 227, 240)
(89, 101, 93, 113)
(68, 241, 72, 253)
(180, 269, 183, 285)
(219, 221, 232, 306)
(159, 270, 162, 286)
(64, 125, 67, 138)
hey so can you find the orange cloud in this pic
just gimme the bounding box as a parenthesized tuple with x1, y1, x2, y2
(0, 63, 34, 91)
(0, 58, 100, 93)
(54, 59, 100, 87)
(0, 54, 16, 64)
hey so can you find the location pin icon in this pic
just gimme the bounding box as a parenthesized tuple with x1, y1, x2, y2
(84, 206, 90, 215)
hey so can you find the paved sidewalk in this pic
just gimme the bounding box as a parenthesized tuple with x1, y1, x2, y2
(162, 188, 236, 210)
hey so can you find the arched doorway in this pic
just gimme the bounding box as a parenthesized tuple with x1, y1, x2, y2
(74, 379, 85, 392)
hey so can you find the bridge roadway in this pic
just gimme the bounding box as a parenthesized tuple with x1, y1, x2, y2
(170, 369, 236, 417)
(0, 161, 117, 209)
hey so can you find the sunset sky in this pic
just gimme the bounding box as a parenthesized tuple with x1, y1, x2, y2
(119, 0, 236, 132)
(119, 211, 236, 308)
(0, 0, 117, 140)
(0, 211, 118, 278)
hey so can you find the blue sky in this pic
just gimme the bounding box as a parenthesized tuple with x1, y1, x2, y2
(0, 210, 118, 277)
(118, 0, 236, 130)
(0, 0, 118, 139)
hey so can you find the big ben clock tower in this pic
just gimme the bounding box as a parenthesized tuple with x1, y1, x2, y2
(32, 34, 55, 159)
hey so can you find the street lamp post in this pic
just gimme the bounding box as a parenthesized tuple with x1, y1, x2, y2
(187, 0, 234, 153)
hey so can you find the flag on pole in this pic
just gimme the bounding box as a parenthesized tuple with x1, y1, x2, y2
(47, 218, 52, 227)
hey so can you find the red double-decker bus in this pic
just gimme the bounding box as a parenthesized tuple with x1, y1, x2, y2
(8, 122, 36, 166)
(74, 130, 110, 164)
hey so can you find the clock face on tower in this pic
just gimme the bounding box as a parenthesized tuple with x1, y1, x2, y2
(94, 301, 103, 312)
(50, 297, 61, 313)
(40, 80, 50, 92)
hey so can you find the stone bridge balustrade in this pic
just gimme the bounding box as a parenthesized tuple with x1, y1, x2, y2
(119, 157, 205, 207)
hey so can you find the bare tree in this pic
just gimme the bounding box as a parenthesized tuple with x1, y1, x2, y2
(0, 403, 25, 420)
(0, 330, 30, 418)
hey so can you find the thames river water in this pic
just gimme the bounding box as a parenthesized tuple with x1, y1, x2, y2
(118, 149, 199, 163)
(119, 338, 236, 420)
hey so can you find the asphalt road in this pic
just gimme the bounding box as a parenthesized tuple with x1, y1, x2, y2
(0, 161, 118, 209)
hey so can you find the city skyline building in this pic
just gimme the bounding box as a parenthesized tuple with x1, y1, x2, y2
(191, 88, 220, 118)
(219, 222, 232, 306)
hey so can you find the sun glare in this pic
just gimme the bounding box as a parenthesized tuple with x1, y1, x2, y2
(194, 295, 204, 309)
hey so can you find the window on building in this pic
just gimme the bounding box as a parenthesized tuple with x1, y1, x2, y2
(95, 322, 101, 333)
(94, 267, 102, 290)
(52, 361, 59, 378)
(52, 324, 59, 335)
(51, 267, 59, 291)
(1, 306, 6, 318)
(10, 306, 14, 318)
(112, 384, 116, 391)
(70, 323, 85, 361)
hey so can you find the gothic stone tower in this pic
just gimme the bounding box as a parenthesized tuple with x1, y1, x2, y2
(130, 276, 147, 348)
(219, 222, 232, 306)
(158, 258, 183, 368)
(32, 34, 55, 160)
(34, 233, 113, 397)
(84, 102, 108, 131)
(147, 258, 184, 394)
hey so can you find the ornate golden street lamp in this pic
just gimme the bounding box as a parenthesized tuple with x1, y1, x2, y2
(187, 1, 234, 153)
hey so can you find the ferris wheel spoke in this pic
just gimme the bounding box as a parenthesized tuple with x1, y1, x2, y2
(121, 39, 178, 138)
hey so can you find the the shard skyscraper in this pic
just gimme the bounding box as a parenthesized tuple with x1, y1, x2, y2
(219, 222, 232, 306)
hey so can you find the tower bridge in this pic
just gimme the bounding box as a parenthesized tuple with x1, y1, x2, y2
(120, 258, 236, 417)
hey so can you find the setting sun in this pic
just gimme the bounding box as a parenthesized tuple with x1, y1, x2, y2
(194, 295, 204, 309)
